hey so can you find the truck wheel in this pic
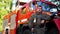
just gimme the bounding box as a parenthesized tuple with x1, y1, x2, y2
(47, 28, 58, 34)
(5, 29, 8, 34)
(16, 31, 22, 34)
(16, 29, 22, 34)
(23, 29, 32, 34)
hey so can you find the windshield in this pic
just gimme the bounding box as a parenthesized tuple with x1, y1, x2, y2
(44, 0, 60, 6)
(45, 0, 58, 2)
(45, 0, 60, 10)
(31, 1, 57, 12)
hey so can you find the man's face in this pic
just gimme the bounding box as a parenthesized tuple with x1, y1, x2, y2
(39, 7, 42, 12)
(36, 6, 42, 14)
(35, 4, 38, 7)
(35, 4, 38, 9)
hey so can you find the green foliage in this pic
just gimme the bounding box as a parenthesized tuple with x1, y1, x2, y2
(22, 9, 26, 14)
(0, 0, 12, 32)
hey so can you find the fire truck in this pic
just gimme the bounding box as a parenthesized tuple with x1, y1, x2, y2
(2, 0, 60, 34)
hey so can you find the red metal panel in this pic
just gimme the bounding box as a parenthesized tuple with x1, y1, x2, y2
(54, 19, 60, 34)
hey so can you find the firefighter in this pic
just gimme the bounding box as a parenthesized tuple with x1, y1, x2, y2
(28, 6, 51, 34)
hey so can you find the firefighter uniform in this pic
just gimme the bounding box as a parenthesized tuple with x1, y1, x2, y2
(28, 12, 51, 34)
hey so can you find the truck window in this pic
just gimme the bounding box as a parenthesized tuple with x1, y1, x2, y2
(3, 19, 8, 29)
(33, 1, 57, 12)
(19, 2, 26, 5)
(16, 1, 27, 6)
(29, 2, 34, 11)
(21, 7, 26, 14)
(10, 14, 16, 29)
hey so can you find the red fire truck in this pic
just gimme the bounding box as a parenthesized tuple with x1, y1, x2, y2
(2, 0, 60, 34)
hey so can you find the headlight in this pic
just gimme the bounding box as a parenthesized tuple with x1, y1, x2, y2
(50, 8, 57, 12)
(18, 20, 21, 23)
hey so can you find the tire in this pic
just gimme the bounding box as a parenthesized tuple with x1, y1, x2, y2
(5, 29, 8, 34)
(16, 25, 22, 34)
(16, 31, 22, 34)
(47, 28, 58, 34)
(33, 28, 46, 34)
(16, 28, 22, 34)
(23, 29, 32, 34)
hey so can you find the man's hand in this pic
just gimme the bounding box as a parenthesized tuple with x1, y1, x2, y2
(41, 20, 45, 24)
(31, 28, 34, 32)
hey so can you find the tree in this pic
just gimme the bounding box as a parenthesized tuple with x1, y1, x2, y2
(0, 0, 12, 32)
